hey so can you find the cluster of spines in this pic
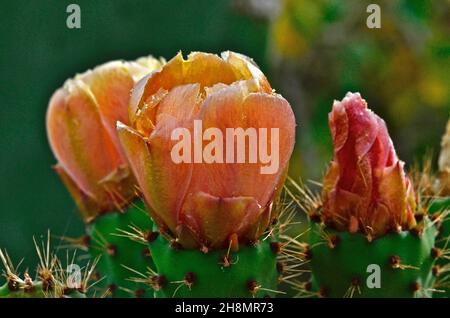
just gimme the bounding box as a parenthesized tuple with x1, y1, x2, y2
(410, 160, 450, 296)
(0, 233, 97, 298)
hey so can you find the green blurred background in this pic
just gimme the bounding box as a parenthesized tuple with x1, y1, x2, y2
(0, 0, 448, 274)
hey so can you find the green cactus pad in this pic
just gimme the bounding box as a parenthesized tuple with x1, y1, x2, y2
(309, 220, 437, 298)
(149, 233, 279, 298)
(429, 197, 450, 298)
(87, 199, 154, 298)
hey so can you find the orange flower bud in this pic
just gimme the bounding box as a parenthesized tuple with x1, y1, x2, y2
(46, 58, 163, 221)
(118, 52, 296, 249)
(322, 92, 416, 237)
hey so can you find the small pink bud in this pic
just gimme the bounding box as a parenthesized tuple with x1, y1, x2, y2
(322, 92, 416, 236)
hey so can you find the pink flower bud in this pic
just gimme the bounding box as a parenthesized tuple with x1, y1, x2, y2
(322, 92, 416, 237)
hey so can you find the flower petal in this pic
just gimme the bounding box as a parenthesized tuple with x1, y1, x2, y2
(46, 81, 121, 199)
(340, 93, 378, 159)
(81, 61, 140, 155)
(221, 51, 272, 93)
(185, 84, 295, 208)
(119, 84, 204, 235)
(129, 51, 267, 124)
(155, 83, 201, 125)
(376, 161, 416, 231)
(180, 192, 263, 249)
(329, 100, 348, 153)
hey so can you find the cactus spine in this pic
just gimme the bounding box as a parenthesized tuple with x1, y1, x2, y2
(0, 233, 93, 298)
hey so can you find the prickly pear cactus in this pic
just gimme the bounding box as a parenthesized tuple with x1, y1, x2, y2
(301, 93, 441, 298)
(82, 200, 155, 297)
(116, 51, 297, 298)
(148, 229, 280, 298)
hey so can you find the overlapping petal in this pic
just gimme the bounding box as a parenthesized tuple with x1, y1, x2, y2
(129, 51, 272, 125)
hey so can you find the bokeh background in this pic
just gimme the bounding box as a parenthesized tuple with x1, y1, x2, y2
(0, 0, 448, 273)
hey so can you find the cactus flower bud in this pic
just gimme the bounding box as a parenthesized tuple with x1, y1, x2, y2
(117, 51, 296, 249)
(46, 57, 163, 221)
(438, 119, 450, 195)
(322, 92, 416, 237)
